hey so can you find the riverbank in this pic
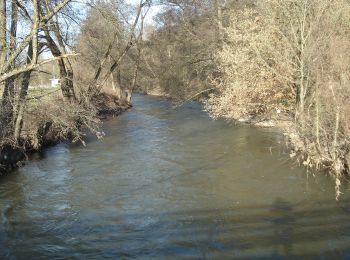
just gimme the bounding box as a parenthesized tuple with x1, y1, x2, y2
(213, 110, 348, 198)
(145, 88, 348, 195)
(0, 91, 131, 175)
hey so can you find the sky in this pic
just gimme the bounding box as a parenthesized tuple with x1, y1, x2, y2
(125, 0, 163, 25)
(75, 0, 162, 25)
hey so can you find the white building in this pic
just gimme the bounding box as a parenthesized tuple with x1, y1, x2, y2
(50, 78, 60, 87)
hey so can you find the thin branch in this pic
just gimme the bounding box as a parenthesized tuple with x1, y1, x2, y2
(174, 87, 217, 108)
(0, 53, 79, 82)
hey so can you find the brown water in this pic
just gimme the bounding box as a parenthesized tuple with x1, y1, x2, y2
(1, 94, 350, 259)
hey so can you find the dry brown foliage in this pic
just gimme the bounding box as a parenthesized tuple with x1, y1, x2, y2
(206, 0, 350, 197)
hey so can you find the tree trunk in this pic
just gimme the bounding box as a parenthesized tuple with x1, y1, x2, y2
(126, 5, 149, 103)
(128, 49, 141, 103)
(1, 0, 18, 137)
(92, 1, 147, 95)
(213, 0, 223, 46)
(43, 26, 76, 101)
(14, 41, 34, 141)
(108, 55, 123, 99)
(110, 72, 116, 92)
(14, 0, 39, 141)
(51, 19, 76, 101)
(0, 0, 6, 70)
(58, 59, 75, 101)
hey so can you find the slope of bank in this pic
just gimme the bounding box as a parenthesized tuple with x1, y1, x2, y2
(0, 92, 131, 175)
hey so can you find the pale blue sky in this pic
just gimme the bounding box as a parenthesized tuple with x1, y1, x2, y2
(125, 0, 162, 24)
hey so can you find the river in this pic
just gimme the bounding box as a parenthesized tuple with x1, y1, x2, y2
(1, 94, 350, 259)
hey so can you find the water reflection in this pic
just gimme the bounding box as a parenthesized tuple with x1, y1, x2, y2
(0, 94, 350, 259)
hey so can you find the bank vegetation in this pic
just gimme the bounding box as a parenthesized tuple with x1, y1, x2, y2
(0, 0, 151, 172)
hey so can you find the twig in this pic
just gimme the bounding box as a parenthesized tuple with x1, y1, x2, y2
(173, 87, 217, 108)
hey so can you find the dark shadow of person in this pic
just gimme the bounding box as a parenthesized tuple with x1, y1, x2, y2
(270, 197, 296, 258)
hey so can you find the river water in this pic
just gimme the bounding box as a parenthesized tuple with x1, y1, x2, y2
(1, 94, 350, 259)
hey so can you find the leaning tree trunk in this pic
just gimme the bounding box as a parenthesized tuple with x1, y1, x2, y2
(43, 27, 75, 101)
(126, 6, 148, 103)
(51, 19, 76, 101)
(92, 0, 148, 97)
(127, 49, 141, 103)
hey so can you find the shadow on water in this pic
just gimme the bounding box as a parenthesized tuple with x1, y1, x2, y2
(1, 196, 350, 259)
(78, 200, 349, 259)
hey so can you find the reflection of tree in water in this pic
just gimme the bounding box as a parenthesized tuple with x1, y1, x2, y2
(270, 198, 296, 257)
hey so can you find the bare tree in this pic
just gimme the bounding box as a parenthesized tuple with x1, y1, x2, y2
(0, 0, 74, 143)
(93, 0, 151, 96)
(126, 4, 150, 102)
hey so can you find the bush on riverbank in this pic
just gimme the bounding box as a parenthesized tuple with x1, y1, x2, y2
(0, 86, 130, 174)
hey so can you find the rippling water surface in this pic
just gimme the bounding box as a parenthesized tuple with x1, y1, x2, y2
(1, 94, 350, 259)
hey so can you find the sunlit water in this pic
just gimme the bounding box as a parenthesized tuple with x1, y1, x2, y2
(1, 94, 350, 259)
